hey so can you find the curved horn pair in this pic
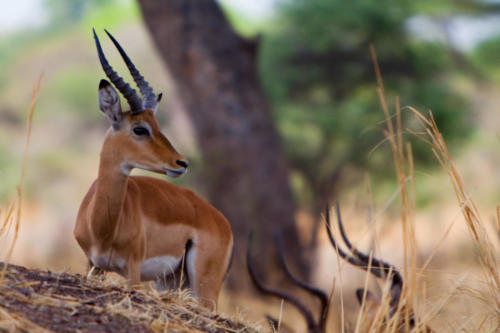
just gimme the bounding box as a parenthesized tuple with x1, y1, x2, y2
(93, 28, 157, 114)
(325, 204, 403, 312)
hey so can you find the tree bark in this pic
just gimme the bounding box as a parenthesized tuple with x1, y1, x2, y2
(138, 0, 305, 288)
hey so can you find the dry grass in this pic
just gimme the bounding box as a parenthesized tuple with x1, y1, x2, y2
(0, 74, 43, 286)
(0, 262, 263, 333)
(307, 46, 500, 333)
(343, 46, 434, 333)
(407, 106, 500, 325)
(342, 46, 500, 332)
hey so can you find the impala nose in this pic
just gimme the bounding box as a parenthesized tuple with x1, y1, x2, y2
(176, 160, 188, 169)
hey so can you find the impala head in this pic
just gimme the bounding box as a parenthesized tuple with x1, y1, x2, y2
(93, 29, 188, 178)
(325, 204, 432, 332)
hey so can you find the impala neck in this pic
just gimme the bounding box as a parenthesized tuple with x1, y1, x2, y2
(91, 135, 128, 244)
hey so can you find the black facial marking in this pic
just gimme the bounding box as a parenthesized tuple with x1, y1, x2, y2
(176, 160, 188, 168)
(133, 126, 150, 136)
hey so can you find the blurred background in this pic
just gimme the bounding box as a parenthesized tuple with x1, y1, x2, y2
(0, 0, 499, 331)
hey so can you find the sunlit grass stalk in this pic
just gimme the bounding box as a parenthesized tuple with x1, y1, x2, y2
(0, 202, 16, 239)
(0, 74, 43, 284)
(407, 106, 500, 323)
(330, 216, 346, 333)
(370, 45, 418, 332)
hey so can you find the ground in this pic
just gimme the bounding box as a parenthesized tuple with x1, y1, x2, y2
(0, 263, 261, 333)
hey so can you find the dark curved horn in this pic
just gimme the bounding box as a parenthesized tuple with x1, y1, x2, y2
(276, 232, 330, 332)
(104, 29, 157, 111)
(325, 204, 404, 312)
(93, 29, 143, 114)
(334, 204, 403, 290)
(246, 232, 318, 332)
(325, 206, 372, 272)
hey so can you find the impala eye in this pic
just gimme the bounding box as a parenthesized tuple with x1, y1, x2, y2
(133, 126, 150, 136)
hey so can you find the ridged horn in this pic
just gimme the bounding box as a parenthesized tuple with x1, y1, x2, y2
(104, 29, 157, 111)
(93, 28, 143, 114)
(325, 204, 404, 312)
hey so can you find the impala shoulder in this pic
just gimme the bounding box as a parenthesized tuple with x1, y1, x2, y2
(74, 180, 98, 247)
(76, 180, 98, 216)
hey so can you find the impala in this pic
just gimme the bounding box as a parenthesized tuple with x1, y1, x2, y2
(325, 205, 434, 332)
(247, 205, 434, 332)
(74, 29, 233, 310)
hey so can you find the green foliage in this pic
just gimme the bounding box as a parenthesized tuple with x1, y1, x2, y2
(81, 0, 140, 32)
(280, 0, 410, 52)
(220, 5, 265, 38)
(43, 0, 118, 28)
(470, 37, 500, 82)
(260, 0, 472, 210)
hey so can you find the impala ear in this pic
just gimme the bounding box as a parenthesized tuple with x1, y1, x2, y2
(98, 79, 122, 127)
(151, 92, 162, 114)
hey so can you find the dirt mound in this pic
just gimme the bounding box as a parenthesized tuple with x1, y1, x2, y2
(0, 263, 260, 333)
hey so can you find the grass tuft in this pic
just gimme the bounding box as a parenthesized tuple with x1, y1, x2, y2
(0, 263, 262, 332)
(407, 105, 500, 327)
(0, 74, 43, 285)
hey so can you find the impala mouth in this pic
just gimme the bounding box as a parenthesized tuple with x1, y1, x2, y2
(165, 167, 186, 178)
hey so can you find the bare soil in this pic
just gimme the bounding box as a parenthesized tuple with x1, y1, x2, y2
(0, 263, 260, 333)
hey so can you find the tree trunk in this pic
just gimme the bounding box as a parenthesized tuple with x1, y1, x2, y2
(138, 0, 306, 288)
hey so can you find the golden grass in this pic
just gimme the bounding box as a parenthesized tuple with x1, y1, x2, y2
(347, 46, 500, 332)
(335, 46, 432, 333)
(407, 105, 500, 324)
(0, 74, 43, 285)
(372, 44, 420, 332)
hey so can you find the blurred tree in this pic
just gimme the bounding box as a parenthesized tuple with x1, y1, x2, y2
(136, 0, 495, 286)
(260, 0, 477, 249)
(137, 0, 305, 287)
(470, 37, 500, 81)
